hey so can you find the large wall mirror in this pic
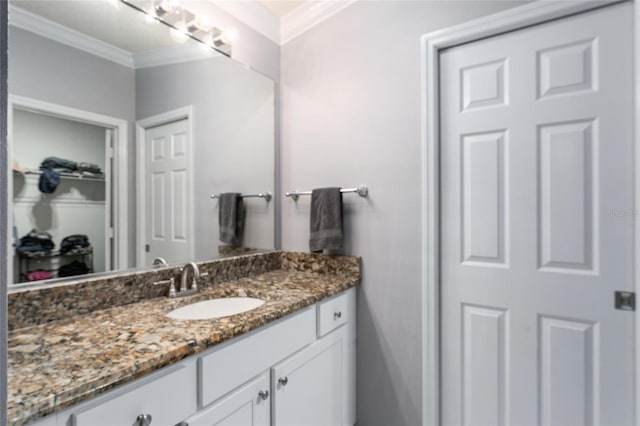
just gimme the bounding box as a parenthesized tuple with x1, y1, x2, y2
(7, 0, 276, 286)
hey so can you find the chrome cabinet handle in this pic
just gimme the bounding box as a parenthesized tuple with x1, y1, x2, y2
(136, 414, 152, 426)
(258, 390, 269, 400)
(334, 311, 342, 319)
(278, 377, 288, 386)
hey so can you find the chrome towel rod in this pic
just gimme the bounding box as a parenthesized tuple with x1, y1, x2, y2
(285, 185, 369, 201)
(210, 192, 272, 202)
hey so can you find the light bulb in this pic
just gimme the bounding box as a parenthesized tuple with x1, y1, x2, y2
(169, 0, 184, 14)
(187, 15, 212, 33)
(153, 0, 173, 17)
(221, 28, 237, 44)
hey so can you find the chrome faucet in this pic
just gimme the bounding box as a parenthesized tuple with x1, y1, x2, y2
(152, 257, 168, 267)
(179, 261, 200, 295)
(153, 261, 207, 298)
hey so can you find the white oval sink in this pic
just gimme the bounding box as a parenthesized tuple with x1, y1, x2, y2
(166, 297, 265, 320)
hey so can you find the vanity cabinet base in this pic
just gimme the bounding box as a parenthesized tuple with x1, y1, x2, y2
(28, 288, 356, 426)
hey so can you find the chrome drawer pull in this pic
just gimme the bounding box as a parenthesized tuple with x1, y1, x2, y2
(259, 390, 270, 400)
(278, 376, 289, 386)
(334, 311, 342, 319)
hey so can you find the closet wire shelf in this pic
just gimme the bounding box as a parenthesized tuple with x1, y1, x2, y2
(17, 169, 106, 182)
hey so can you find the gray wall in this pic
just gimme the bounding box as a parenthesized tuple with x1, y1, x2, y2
(8, 27, 136, 120)
(279, 2, 523, 424)
(136, 57, 275, 258)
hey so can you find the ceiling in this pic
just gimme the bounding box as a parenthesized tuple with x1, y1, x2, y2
(258, 0, 305, 18)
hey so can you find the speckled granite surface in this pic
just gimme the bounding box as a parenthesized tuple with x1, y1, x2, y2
(7, 251, 361, 426)
(8, 251, 281, 331)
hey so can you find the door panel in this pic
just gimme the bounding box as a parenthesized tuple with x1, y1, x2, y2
(440, 4, 634, 425)
(145, 119, 192, 265)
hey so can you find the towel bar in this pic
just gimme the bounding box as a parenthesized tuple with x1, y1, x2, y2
(285, 185, 369, 201)
(210, 192, 272, 202)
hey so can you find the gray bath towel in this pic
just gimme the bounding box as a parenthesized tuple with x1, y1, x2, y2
(218, 193, 245, 246)
(310, 187, 343, 253)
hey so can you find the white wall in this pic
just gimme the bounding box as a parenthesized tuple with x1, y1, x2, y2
(280, 1, 524, 424)
(12, 110, 107, 281)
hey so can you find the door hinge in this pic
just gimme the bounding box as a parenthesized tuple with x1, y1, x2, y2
(145, 244, 150, 253)
(615, 291, 635, 311)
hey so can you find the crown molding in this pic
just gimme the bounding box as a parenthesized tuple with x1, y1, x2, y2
(280, 0, 357, 45)
(209, 0, 281, 44)
(134, 43, 222, 69)
(8, 5, 135, 68)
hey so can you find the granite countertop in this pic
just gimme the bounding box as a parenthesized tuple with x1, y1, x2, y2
(8, 260, 360, 425)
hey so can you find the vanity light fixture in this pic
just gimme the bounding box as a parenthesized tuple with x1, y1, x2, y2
(152, 0, 173, 18)
(186, 15, 213, 35)
(123, 0, 233, 55)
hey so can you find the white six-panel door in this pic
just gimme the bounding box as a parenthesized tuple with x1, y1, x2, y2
(144, 119, 192, 265)
(440, 4, 634, 425)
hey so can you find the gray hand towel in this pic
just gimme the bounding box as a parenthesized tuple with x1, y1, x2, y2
(310, 187, 343, 253)
(218, 193, 245, 246)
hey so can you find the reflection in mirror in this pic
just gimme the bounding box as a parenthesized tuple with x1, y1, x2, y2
(8, 0, 275, 286)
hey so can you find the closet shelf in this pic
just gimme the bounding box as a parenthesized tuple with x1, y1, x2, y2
(15, 169, 106, 182)
(17, 248, 93, 259)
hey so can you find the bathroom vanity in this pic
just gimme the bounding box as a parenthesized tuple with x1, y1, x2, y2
(8, 251, 360, 426)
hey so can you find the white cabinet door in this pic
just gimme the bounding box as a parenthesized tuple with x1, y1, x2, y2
(440, 3, 634, 425)
(272, 327, 346, 426)
(184, 373, 270, 426)
(70, 361, 197, 426)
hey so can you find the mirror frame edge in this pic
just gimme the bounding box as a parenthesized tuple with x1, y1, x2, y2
(1, 0, 9, 423)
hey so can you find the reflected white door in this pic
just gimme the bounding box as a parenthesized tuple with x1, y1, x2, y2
(144, 119, 192, 265)
(440, 4, 634, 425)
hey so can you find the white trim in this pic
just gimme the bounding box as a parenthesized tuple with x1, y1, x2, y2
(133, 43, 221, 69)
(210, 0, 281, 44)
(420, 1, 630, 424)
(136, 106, 195, 267)
(8, 5, 134, 68)
(280, 0, 356, 45)
(7, 95, 129, 280)
(633, 1, 640, 422)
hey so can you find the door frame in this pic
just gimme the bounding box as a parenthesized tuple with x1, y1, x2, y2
(135, 105, 195, 267)
(7, 94, 129, 281)
(420, 1, 639, 424)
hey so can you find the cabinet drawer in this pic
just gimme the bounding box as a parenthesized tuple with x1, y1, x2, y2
(199, 306, 316, 407)
(70, 360, 197, 426)
(317, 290, 350, 337)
